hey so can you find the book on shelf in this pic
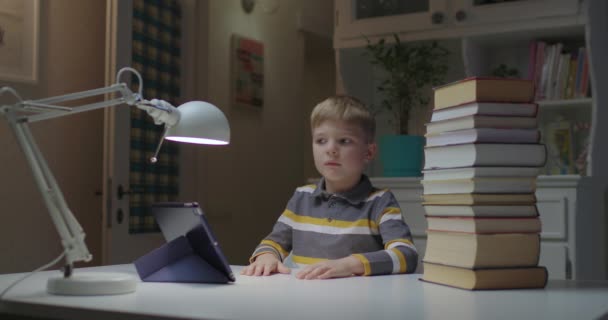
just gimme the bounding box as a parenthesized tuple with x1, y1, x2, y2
(565, 53, 577, 99)
(425, 115, 538, 135)
(543, 42, 563, 100)
(423, 204, 539, 217)
(422, 193, 536, 205)
(423, 230, 540, 268)
(424, 143, 546, 169)
(557, 52, 572, 100)
(430, 101, 538, 122)
(422, 167, 541, 181)
(580, 47, 590, 98)
(433, 77, 535, 110)
(543, 119, 575, 174)
(532, 41, 590, 100)
(426, 216, 541, 234)
(425, 128, 540, 147)
(421, 262, 548, 290)
(422, 177, 537, 195)
(528, 41, 547, 100)
(575, 47, 585, 98)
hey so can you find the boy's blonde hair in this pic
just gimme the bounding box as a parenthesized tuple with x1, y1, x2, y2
(310, 95, 375, 142)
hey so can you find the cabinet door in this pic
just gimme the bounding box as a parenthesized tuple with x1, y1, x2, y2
(452, 0, 579, 25)
(539, 243, 569, 279)
(335, 0, 448, 41)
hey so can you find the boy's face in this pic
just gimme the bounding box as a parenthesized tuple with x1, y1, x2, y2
(312, 120, 376, 193)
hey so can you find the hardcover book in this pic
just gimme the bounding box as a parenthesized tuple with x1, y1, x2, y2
(426, 216, 541, 233)
(423, 230, 541, 268)
(433, 77, 535, 110)
(424, 143, 546, 169)
(425, 128, 540, 147)
(423, 204, 539, 217)
(422, 193, 537, 205)
(425, 114, 538, 135)
(421, 262, 548, 290)
(421, 177, 537, 195)
(430, 101, 538, 122)
(422, 167, 541, 181)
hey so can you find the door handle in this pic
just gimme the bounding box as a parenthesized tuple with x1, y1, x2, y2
(116, 208, 124, 224)
(117, 185, 143, 200)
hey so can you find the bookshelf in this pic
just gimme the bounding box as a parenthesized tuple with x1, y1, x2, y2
(462, 25, 592, 176)
(334, 0, 607, 280)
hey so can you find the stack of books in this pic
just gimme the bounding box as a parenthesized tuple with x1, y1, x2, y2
(420, 77, 548, 290)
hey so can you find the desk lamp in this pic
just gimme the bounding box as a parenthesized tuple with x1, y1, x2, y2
(0, 67, 230, 295)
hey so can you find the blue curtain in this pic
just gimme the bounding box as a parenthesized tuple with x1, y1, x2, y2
(129, 0, 181, 233)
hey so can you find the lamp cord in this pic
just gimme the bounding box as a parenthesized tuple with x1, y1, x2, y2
(0, 252, 65, 300)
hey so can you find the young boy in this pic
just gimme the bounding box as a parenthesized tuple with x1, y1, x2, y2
(241, 95, 417, 279)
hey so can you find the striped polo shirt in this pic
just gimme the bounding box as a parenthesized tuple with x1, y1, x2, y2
(251, 175, 418, 276)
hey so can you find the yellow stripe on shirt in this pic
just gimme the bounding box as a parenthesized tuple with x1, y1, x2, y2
(281, 209, 378, 230)
(352, 254, 371, 276)
(260, 239, 289, 258)
(378, 207, 402, 224)
(292, 255, 328, 265)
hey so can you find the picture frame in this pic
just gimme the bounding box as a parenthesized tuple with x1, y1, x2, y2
(0, 0, 39, 83)
(231, 34, 264, 108)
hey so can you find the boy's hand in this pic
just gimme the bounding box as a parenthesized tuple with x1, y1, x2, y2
(240, 253, 291, 276)
(295, 256, 364, 280)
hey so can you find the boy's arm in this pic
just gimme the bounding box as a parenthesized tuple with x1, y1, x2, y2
(250, 218, 292, 263)
(352, 191, 418, 276)
(249, 194, 298, 263)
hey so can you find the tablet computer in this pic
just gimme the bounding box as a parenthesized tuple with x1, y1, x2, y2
(135, 202, 235, 283)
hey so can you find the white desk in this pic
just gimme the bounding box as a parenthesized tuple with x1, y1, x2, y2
(1, 264, 608, 320)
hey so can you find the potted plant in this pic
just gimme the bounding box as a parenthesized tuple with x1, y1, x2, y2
(364, 34, 449, 176)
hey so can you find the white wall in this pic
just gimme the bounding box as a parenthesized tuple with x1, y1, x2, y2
(0, 1, 105, 273)
(188, 0, 335, 264)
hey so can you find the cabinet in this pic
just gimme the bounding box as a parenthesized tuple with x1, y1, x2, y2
(335, 0, 608, 279)
(335, 0, 582, 48)
(335, 0, 447, 41)
(451, 0, 578, 26)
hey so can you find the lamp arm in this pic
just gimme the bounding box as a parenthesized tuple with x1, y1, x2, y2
(22, 84, 137, 123)
(6, 113, 91, 274)
(0, 67, 180, 277)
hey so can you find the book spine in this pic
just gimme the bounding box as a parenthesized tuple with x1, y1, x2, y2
(566, 55, 577, 99)
(533, 41, 546, 101)
(539, 44, 554, 100)
(527, 40, 537, 81)
(581, 49, 590, 97)
(575, 47, 585, 98)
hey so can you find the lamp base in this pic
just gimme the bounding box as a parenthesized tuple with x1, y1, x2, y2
(47, 272, 137, 295)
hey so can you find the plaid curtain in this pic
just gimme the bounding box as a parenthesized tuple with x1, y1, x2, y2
(129, 0, 181, 233)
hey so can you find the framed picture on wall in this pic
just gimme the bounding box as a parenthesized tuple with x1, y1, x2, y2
(231, 34, 264, 108)
(0, 0, 39, 83)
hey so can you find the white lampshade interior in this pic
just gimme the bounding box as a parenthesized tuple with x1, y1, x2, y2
(166, 101, 230, 145)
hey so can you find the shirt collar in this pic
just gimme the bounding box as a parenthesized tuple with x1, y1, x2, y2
(312, 175, 373, 205)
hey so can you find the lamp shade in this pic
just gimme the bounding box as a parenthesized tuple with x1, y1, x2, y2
(166, 101, 230, 145)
